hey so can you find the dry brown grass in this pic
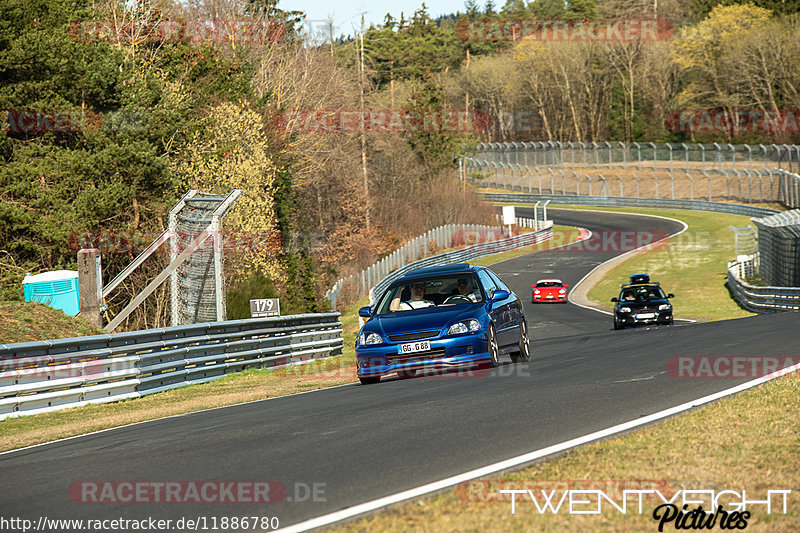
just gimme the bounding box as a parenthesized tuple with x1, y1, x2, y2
(0, 301, 105, 344)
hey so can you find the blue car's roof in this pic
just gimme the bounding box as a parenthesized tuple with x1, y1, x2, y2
(400, 263, 475, 280)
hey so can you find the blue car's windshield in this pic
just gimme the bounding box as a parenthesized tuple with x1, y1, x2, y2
(374, 274, 484, 315)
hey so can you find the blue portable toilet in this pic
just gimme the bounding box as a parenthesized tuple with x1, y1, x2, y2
(22, 270, 80, 316)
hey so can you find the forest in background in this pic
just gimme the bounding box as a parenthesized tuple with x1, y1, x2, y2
(1, 0, 799, 329)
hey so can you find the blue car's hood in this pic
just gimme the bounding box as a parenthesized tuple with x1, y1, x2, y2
(369, 304, 484, 337)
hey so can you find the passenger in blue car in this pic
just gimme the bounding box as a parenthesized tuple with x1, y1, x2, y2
(390, 281, 434, 311)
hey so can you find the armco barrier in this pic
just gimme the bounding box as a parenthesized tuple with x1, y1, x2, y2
(483, 193, 780, 217)
(369, 223, 554, 303)
(0, 313, 342, 420)
(727, 257, 800, 312)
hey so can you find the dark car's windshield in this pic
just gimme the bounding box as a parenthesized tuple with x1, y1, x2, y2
(620, 286, 666, 301)
(374, 274, 484, 315)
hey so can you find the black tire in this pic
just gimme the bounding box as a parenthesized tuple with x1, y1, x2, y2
(487, 324, 500, 368)
(359, 376, 380, 385)
(613, 317, 623, 330)
(510, 320, 531, 363)
(397, 369, 417, 379)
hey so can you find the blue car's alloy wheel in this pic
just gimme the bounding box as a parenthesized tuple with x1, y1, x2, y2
(488, 324, 499, 368)
(511, 320, 530, 363)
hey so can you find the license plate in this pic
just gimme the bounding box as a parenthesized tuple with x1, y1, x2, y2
(398, 341, 431, 354)
(636, 313, 656, 319)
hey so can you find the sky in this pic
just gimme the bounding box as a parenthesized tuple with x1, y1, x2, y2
(284, 0, 470, 39)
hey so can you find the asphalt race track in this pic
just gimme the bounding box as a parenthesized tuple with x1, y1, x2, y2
(2, 209, 797, 530)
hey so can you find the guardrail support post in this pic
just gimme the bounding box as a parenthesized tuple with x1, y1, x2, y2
(78, 248, 102, 327)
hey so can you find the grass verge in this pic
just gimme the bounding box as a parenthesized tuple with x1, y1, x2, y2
(0, 301, 105, 344)
(559, 206, 758, 320)
(334, 371, 800, 532)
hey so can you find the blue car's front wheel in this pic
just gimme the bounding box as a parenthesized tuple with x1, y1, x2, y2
(487, 324, 500, 368)
(359, 376, 380, 385)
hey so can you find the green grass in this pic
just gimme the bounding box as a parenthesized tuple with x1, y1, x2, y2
(569, 206, 757, 320)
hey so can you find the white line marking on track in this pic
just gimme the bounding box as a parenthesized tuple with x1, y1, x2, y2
(564, 209, 696, 323)
(0, 382, 355, 456)
(276, 362, 800, 533)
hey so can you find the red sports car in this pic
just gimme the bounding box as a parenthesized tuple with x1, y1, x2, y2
(531, 279, 569, 303)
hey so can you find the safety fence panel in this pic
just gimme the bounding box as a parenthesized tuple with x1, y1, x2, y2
(727, 256, 800, 313)
(0, 313, 342, 420)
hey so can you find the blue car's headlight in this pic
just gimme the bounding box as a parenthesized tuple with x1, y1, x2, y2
(620, 307, 632, 313)
(658, 304, 672, 311)
(359, 332, 383, 345)
(447, 319, 481, 335)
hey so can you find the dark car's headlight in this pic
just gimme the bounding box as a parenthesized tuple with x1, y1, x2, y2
(447, 319, 481, 335)
(658, 304, 672, 311)
(358, 332, 384, 345)
(620, 306, 632, 313)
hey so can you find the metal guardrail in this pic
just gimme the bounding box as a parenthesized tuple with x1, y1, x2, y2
(483, 193, 780, 218)
(369, 223, 554, 304)
(727, 256, 800, 313)
(0, 313, 342, 420)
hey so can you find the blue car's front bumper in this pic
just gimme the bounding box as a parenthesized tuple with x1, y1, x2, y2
(356, 332, 491, 378)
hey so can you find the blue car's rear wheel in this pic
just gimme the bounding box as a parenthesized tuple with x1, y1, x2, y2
(511, 320, 530, 363)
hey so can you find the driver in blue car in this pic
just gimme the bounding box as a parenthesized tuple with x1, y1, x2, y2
(456, 277, 479, 302)
(390, 281, 434, 311)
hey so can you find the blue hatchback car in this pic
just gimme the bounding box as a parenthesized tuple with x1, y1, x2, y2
(355, 263, 530, 384)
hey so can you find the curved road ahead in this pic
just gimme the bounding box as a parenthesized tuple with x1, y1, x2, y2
(1, 209, 796, 531)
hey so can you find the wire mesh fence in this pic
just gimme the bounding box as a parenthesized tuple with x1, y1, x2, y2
(465, 142, 800, 207)
(751, 210, 800, 287)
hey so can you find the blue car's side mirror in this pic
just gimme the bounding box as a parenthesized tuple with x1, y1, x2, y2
(491, 289, 510, 302)
(358, 306, 373, 318)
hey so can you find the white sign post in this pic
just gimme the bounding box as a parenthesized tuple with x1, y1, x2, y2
(502, 205, 516, 237)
